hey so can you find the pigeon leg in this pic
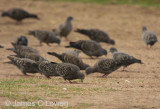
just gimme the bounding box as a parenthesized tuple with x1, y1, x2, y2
(22, 72, 28, 76)
(102, 74, 109, 78)
(39, 42, 42, 46)
(65, 80, 68, 83)
(15, 21, 22, 25)
(21, 69, 28, 76)
(122, 66, 126, 71)
(45, 75, 51, 79)
(90, 56, 94, 59)
(65, 37, 70, 42)
(68, 80, 72, 84)
(47, 43, 51, 46)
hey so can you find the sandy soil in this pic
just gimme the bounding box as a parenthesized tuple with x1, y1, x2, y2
(0, 0, 160, 109)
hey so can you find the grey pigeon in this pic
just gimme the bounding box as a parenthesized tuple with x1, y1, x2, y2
(85, 59, 122, 77)
(28, 30, 60, 46)
(5, 56, 39, 75)
(12, 52, 46, 62)
(13, 36, 28, 46)
(109, 47, 143, 71)
(7, 43, 39, 57)
(64, 50, 81, 57)
(53, 16, 73, 40)
(75, 28, 115, 45)
(48, 52, 89, 70)
(142, 26, 158, 48)
(1, 8, 39, 22)
(37, 61, 85, 83)
(65, 40, 107, 58)
(7, 36, 28, 51)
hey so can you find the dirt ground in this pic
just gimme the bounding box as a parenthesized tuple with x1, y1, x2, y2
(0, 0, 160, 109)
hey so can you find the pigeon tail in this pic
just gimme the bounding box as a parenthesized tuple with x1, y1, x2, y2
(69, 42, 81, 50)
(6, 48, 16, 52)
(4, 61, 13, 64)
(75, 29, 90, 36)
(28, 31, 35, 36)
(0, 45, 4, 48)
(7, 56, 15, 61)
(48, 52, 63, 61)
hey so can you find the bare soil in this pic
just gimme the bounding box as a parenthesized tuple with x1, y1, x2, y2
(0, 0, 160, 109)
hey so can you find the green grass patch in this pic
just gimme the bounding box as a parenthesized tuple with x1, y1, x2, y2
(33, 0, 160, 7)
(0, 78, 117, 108)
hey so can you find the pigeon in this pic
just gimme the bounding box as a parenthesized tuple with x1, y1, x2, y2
(85, 59, 122, 77)
(37, 61, 60, 78)
(11, 52, 46, 62)
(64, 50, 81, 57)
(142, 26, 158, 48)
(1, 8, 39, 22)
(28, 30, 60, 46)
(13, 36, 28, 46)
(109, 47, 143, 71)
(7, 43, 39, 57)
(53, 16, 73, 40)
(48, 52, 89, 70)
(75, 28, 115, 45)
(65, 40, 107, 58)
(5, 56, 39, 75)
(0, 45, 4, 48)
(37, 61, 85, 83)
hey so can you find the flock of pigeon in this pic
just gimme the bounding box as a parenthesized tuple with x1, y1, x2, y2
(0, 8, 158, 83)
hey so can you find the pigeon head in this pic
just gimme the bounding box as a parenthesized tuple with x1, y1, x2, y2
(78, 72, 85, 83)
(56, 38, 61, 45)
(1, 12, 8, 17)
(109, 47, 118, 53)
(29, 14, 40, 20)
(67, 16, 73, 21)
(17, 36, 28, 46)
(108, 39, 115, 45)
(83, 64, 90, 70)
(85, 67, 94, 75)
(142, 26, 147, 32)
(102, 49, 107, 56)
